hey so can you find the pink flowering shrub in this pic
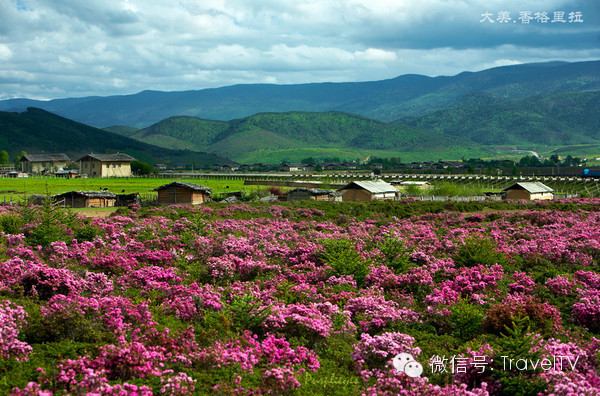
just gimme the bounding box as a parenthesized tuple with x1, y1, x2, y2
(546, 275, 579, 296)
(352, 332, 420, 380)
(345, 294, 420, 331)
(508, 271, 536, 294)
(2, 200, 600, 394)
(572, 289, 600, 332)
(265, 301, 355, 339)
(199, 331, 319, 393)
(0, 300, 32, 361)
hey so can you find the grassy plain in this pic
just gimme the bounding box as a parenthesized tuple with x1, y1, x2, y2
(0, 176, 261, 203)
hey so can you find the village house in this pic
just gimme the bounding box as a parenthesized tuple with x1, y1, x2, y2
(390, 180, 432, 191)
(236, 163, 275, 172)
(338, 180, 398, 202)
(20, 153, 71, 174)
(212, 163, 236, 172)
(322, 162, 340, 171)
(285, 188, 342, 202)
(153, 182, 212, 205)
(54, 169, 78, 179)
(502, 182, 554, 201)
(279, 162, 308, 172)
(53, 191, 117, 208)
(77, 153, 136, 178)
(341, 161, 359, 170)
(438, 161, 467, 170)
(4, 171, 28, 178)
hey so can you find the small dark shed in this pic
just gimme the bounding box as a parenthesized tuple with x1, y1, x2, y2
(53, 191, 117, 208)
(153, 182, 212, 205)
(115, 193, 141, 207)
(286, 188, 342, 202)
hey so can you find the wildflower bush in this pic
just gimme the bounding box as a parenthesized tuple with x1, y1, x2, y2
(0, 199, 599, 394)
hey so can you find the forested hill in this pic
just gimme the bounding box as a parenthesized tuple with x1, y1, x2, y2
(113, 111, 478, 162)
(400, 91, 600, 146)
(1, 60, 598, 128)
(0, 108, 234, 166)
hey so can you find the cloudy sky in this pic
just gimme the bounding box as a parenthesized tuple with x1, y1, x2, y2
(1, 0, 598, 100)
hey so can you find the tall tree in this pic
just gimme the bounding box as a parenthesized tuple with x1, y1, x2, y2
(0, 150, 9, 165)
(13, 150, 26, 169)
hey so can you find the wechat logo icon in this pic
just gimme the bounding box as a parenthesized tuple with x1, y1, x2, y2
(393, 353, 423, 378)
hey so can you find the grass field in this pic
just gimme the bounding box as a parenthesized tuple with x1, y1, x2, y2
(236, 146, 493, 164)
(0, 176, 263, 203)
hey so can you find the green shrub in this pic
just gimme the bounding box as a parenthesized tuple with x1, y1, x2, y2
(490, 316, 548, 396)
(320, 239, 370, 286)
(378, 237, 411, 273)
(228, 294, 271, 334)
(449, 300, 484, 342)
(74, 223, 100, 242)
(0, 213, 23, 234)
(19, 199, 79, 247)
(454, 236, 507, 268)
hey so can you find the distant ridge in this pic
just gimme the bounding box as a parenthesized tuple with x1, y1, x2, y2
(106, 111, 486, 163)
(1, 60, 598, 128)
(400, 91, 600, 146)
(0, 108, 234, 167)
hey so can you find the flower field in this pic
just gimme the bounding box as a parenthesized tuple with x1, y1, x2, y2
(0, 199, 599, 395)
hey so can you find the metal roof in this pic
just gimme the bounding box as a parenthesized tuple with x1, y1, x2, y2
(152, 182, 212, 194)
(502, 182, 553, 193)
(339, 180, 397, 194)
(399, 181, 430, 185)
(76, 153, 137, 162)
(54, 191, 117, 199)
(21, 153, 71, 162)
(287, 188, 339, 196)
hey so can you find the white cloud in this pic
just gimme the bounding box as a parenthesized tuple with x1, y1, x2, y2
(480, 58, 525, 70)
(355, 48, 397, 62)
(0, 44, 12, 60)
(0, 0, 596, 99)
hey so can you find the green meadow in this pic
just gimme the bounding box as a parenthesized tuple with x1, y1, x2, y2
(0, 176, 260, 203)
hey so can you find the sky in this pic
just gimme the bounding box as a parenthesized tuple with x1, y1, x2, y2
(0, 0, 598, 100)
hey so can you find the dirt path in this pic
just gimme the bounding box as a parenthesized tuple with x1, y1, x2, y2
(74, 208, 118, 218)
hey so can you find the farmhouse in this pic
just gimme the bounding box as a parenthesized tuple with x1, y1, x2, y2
(279, 163, 308, 172)
(4, 171, 28, 178)
(212, 164, 236, 172)
(77, 153, 136, 178)
(338, 180, 397, 202)
(390, 180, 432, 191)
(502, 182, 554, 201)
(153, 182, 212, 205)
(20, 153, 71, 174)
(53, 191, 117, 208)
(286, 188, 342, 202)
(54, 169, 78, 179)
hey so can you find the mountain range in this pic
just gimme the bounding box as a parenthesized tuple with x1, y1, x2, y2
(1, 61, 598, 128)
(109, 111, 486, 163)
(100, 89, 599, 163)
(0, 60, 598, 164)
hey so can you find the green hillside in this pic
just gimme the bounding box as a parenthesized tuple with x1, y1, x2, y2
(127, 116, 229, 151)
(0, 108, 234, 167)
(125, 111, 483, 162)
(1, 61, 598, 127)
(103, 125, 139, 137)
(401, 91, 600, 146)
